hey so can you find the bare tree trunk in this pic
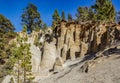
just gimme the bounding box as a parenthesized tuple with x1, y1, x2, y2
(23, 67, 26, 83)
(23, 54, 26, 83)
(17, 60, 20, 83)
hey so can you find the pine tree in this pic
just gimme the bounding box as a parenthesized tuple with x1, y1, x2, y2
(52, 9, 61, 29)
(61, 11, 66, 20)
(68, 13, 73, 22)
(10, 38, 23, 83)
(0, 14, 15, 32)
(0, 14, 15, 64)
(88, 7, 96, 21)
(6, 27, 34, 83)
(0, 41, 17, 82)
(17, 27, 34, 83)
(76, 7, 89, 22)
(21, 3, 42, 33)
(21, 42, 33, 83)
(92, 0, 116, 22)
(76, 7, 95, 22)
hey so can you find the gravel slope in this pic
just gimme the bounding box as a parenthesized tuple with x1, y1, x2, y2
(40, 54, 120, 83)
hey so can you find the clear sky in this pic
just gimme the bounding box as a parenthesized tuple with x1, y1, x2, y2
(0, 0, 120, 31)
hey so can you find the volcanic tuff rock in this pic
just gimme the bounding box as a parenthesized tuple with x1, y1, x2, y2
(3, 21, 120, 83)
(31, 20, 120, 76)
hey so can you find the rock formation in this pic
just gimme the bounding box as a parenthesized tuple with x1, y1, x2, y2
(3, 21, 120, 82)
(30, 20, 120, 76)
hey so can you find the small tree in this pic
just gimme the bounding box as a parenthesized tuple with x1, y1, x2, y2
(76, 7, 95, 22)
(68, 13, 73, 22)
(61, 11, 66, 20)
(76, 7, 88, 22)
(19, 27, 34, 83)
(52, 9, 61, 29)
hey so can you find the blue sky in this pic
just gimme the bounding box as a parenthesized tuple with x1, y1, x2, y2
(0, 0, 120, 31)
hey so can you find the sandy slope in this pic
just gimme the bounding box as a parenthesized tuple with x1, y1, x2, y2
(40, 54, 120, 83)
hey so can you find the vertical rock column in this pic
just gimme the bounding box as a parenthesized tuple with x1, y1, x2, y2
(40, 40, 57, 74)
(61, 44, 68, 62)
(57, 21, 67, 57)
(69, 23, 76, 60)
(75, 24, 81, 44)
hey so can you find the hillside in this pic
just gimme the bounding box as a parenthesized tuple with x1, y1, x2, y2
(2, 20, 120, 83)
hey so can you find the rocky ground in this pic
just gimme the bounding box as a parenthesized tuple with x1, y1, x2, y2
(39, 54, 120, 83)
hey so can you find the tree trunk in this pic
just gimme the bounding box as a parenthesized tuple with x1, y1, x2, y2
(23, 68, 26, 83)
(17, 60, 20, 83)
(23, 55, 26, 83)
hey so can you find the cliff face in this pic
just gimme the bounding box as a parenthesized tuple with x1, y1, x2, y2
(54, 21, 120, 60)
(37, 21, 120, 75)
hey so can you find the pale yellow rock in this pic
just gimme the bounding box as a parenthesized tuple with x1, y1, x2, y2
(70, 45, 80, 60)
(40, 41, 57, 73)
(75, 24, 81, 43)
(54, 57, 63, 71)
(80, 42, 88, 57)
(61, 44, 68, 62)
